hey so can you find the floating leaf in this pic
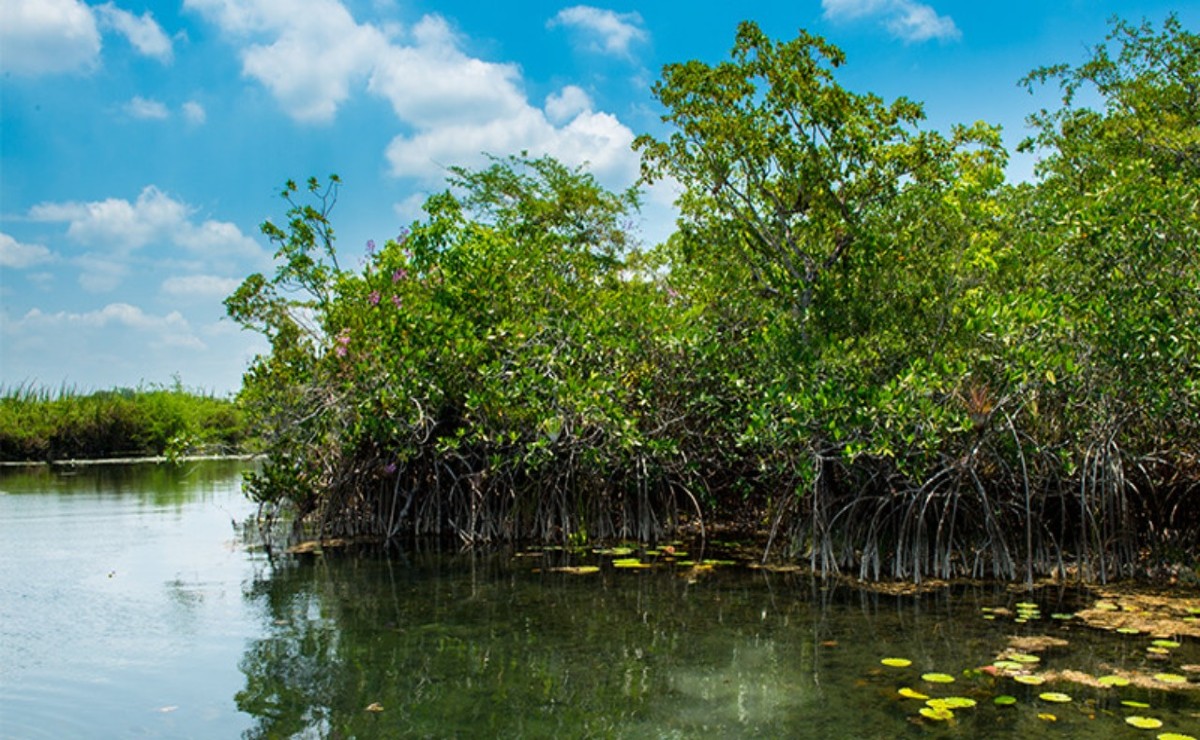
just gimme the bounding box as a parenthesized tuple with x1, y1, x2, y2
(1126, 716, 1163, 730)
(898, 687, 928, 700)
(1157, 733, 1198, 740)
(1118, 627, 1141, 634)
(919, 707, 953, 721)
(938, 697, 977, 709)
(881, 658, 912, 668)
(994, 695, 1017, 706)
(550, 566, 600, 575)
(1147, 647, 1171, 655)
(1098, 675, 1131, 687)
(921, 673, 955, 684)
(1014, 675, 1046, 685)
(1038, 713, 1057, 722)
(1051, 613, 1075, 620)
(1016, 602, 1038, 609)
(1123, 701, 1152, 709)
(1008, 653, 1041, 664)
(1153, 673, 1187, 684)
(1039, 692, 1072, 703)
(1096, 602, 1120, 611)
(612, 559, 650, 569)
(993, 660, 1024, 671)
(1151, 640, 1181, 649)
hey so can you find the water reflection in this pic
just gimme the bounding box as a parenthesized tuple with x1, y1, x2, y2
(234, 551, 1200, 739)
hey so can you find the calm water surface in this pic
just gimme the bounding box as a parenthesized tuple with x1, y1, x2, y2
(1, 461, 1197, 739)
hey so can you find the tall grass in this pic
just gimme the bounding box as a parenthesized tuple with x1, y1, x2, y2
(0, 382, 249, 461)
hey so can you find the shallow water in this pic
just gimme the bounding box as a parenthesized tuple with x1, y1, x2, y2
(1, 462, 1197, 738)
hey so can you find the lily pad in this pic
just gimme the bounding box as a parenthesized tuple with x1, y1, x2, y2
(1157, 734, 1197, 740)
(919, 707, 953, 721)
(1151, 640, 1181, 649)
(1013, 675, 1046, 685)
(881, 658, 912, 668)
(1037, 713, 1057, 722)
(1016, 602, 1039, 609)
(938, 697, 977, 709)
(549, 565, 600, 575)
(1051, 613, 1075, 620)
(1123, 700, 1152, 709)
(1153, 673, 1187, 684)
(898, 687, 928, 700)
(993, 660, 1024, 671)
(1008, 653, 1041, 664)
(612, 558, 650, 569)
(994, 695, 1017, 706)
(1126, 716, 1164, 730)
(921, 672, 955, 684)
(1118, 627, 1142, 634)
(1147, 647, 1171, 655)
(1039, 692, 1072, 703)
(1098, 675, 1131, 687)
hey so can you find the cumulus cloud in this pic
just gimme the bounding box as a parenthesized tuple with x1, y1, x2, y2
(187, 0, 641, 190)
(0, 233, 55, 268)
(125, 96, 170, 120)
(821, 0, 960, 42)
(185, 0, 388, 122)
(11, 303, 205, 349)
(95, 2, 173, 62)
(161, 274, 242, 299)
(28, 186, 268, 292)
(548, 6, 648, 59)
(0, 0, 101, 75)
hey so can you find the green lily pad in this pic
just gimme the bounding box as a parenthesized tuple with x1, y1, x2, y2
(1117, 627, 1142, 634)
(919, 706, 953, 721)
(1147, 646, 1171, 655)
(1125, 716, 1163, 730)
(1153, 673, 1187, 684)
(1122, 700, 1152, 709)
(937, 697, 977, 709)
(993, 660, 1024, 671)
(881, 658, 912, 668)
(1151, 640, 1181, 649)
(898, 687, 928, 700)
(1098, 675, 1131, 687)
(921, 673, 955, 684)
(1039, 692, 1072, 703)
(1051, 613, 1075, 620)
(1016, 602, 1038, 609)
(612, 558, 650, 569)
(1157, 733, 1198, 740)
(994, 695, 1017, 706)
(1013, 675, 1046, 685)
(1038, 713, 1057, 722)
(549, 565, 600, 575)
(1008, 653, 1041, 664)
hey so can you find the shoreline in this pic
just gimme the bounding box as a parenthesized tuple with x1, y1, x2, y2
(0, 453, 262, 468)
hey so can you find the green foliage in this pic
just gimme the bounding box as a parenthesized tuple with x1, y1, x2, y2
(0, 383, 247, 461)
(237, 17, 1198, 581)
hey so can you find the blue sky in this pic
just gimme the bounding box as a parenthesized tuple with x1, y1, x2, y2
(1, 0, 1194, 395)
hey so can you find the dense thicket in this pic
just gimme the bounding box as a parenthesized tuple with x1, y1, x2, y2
(0, 384, 247, 461)
(230, 17, 1198, 582)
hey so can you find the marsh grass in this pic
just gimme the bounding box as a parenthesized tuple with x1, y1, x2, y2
(0, 381, 248, 461)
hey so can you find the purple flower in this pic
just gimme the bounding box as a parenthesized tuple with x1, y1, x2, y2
(334, 331, 350, 357)
(391, 268, 408, 283)
(369, 290, 381, 306)
(390, 294, 403, 309)
(384, 462, 398, 475)
(366, 239, 376, 254)
(397, 227, 410, 243)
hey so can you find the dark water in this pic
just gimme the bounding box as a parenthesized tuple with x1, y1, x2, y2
(1, 462, 1197, 739)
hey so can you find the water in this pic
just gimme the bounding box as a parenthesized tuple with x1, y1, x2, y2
(1, 462, 1197, 739)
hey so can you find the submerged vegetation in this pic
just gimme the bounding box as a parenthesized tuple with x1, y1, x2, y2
(0, 382, 248, 461)
(228, 17, 1199, 582)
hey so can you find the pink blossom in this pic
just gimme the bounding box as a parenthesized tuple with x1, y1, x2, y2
(390, 294, 403, 309)
(392, 268, 408, 283)
(384, 462, 397, 475)
(369, 290, 381, 306)
(334, 331, 350, 357)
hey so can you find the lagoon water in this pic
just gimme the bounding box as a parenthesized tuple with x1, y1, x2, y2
(1, 461, 1197, 738)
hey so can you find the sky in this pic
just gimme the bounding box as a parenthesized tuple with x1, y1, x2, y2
(1, 0, 1195, 395)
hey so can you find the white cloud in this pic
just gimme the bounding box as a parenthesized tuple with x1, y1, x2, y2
(821, 0, 960, 42)
(95, 3, 173, 62)
(0, 0, 101, 75)
(0, 233, 54, 268)
(545, 85, 593, 124)
(125, 96, 170, 120)
(548, 6, 647, 59)
(29, 186, 264, 261)
(161, 274, 242, 299)
(182, 100, 207, 125)
(185, 0, 388, 123)
(11, 304, 205, 350)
